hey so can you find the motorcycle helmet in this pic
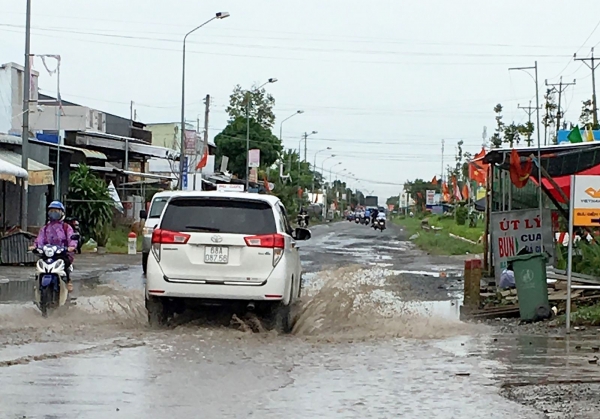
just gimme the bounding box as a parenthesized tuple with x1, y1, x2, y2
(47, 201, 66, 222)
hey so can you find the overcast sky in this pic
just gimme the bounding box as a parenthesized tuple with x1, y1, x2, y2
(2, 0, 600, 199)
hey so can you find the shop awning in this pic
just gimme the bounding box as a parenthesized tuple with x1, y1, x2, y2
(531, 163, 600, 204)
(0, 149, 54, 186)
(0, 156, 28, 184)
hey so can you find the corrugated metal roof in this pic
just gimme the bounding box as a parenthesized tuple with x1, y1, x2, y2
(0, 149, 52, 172)
(0, 133, 23, 145)
(0, 149, 54, 186)
(59, 144, 107, 160)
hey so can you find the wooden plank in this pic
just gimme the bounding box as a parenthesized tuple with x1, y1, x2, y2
(553, 269, 600, 284)
(549, 290, 583, 301)
(547, 273, 600, 286)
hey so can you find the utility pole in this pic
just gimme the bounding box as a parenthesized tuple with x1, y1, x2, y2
(440, 139, 445, 184)
(575, 48, 600, 128)
(201, 94, 210, 160)
(518, 100, 542, 146)
(20, 0, 32, 231)
(303, 132, 308, 163)
(545, 77, 576, 132)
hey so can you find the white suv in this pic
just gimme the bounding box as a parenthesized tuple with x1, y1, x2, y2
(145, 191, 311, 332)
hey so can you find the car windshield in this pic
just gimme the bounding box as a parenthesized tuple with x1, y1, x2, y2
(149, 197, 170, 218)
(161, 198, 277, 235)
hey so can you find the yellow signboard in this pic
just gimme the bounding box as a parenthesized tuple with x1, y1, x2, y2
(572, 175, 600, 227)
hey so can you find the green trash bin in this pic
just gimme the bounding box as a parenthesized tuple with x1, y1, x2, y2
(507, 253, 551, 322)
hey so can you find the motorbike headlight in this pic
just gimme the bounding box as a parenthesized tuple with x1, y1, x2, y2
(44, 247, 55, 258)
(37, 260, 44, 270)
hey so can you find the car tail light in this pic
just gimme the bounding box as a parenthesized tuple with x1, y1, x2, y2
(245, 234, 285, 267)
(151, 229, 190, 262)
(152, 229, 190, 244)
(244, 234, 285, 249)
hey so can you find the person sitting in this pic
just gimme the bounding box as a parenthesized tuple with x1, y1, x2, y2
(499, 262, 516, 289)
(32, 201, 77, 292)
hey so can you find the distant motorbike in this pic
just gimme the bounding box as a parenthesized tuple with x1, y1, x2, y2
(373, 218, 386, 231)
(32, 241, 77, 317)
(297, 213, 309, 228)
(364, 216, 370, 225)
(355, 217, 360, 224)
(65, 217, 83, 254)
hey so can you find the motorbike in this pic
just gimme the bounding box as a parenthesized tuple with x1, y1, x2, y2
(65, 217, 83, 254)
(297, 213, 309, 228)
(32, 240, 77, 317)
(373, 218, 386, 231)
(355, 217, 360, 224)
(364, 216, 370, 225)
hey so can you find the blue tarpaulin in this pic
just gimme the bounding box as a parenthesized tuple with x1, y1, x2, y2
(557, 129, 600, 144)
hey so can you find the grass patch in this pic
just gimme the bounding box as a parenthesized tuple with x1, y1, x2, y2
(393, 215, 484, 256)
(81, 226, 142, 254)
(106, 226, 143, 254)
(562, 303, 600, 326)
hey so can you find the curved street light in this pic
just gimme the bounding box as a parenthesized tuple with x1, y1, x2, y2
(245, 78, 277, 190)
(279, 110, 304, 143)
(312, 147, 331, 194)
(179, 12, 230, 189)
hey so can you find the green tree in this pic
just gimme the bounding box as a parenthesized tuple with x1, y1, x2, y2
(67, 164, 113, 245)
(503, 122, 522, 147)
(404, 179, 437, 212)
(214, 116, 282, 179)
(580, 99, 599, 129)
(226, 84, 276, 129)
(519, 121, 535, 146)
(543, 89, 558, 144)
(491, 104, 504, 148)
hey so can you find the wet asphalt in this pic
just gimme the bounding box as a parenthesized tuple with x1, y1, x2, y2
(0, 221, 598, 418)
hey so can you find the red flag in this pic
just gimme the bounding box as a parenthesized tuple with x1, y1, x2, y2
(452, 176, 463, 201)
(442, 182, 451, 202)
(469, 148, 488, 185)
(297, 187, 303, 198)
(262, 175, 271, 193)
(431, 176, 438, 185)
(195, 148, 209, 170)
(509, 149, 532, 188)
(462, 184, 469, 200)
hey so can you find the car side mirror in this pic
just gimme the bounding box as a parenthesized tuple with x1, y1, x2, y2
(139, 210, 148, 220)
(292, 227, 311, 241)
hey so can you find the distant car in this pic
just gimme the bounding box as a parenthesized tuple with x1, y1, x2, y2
(141, 190, 182, 275)
(145, 191, 311, 332)
(346, 212, 355, 221)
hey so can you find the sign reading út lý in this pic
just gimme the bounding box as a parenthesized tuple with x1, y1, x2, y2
(490, 208, 554, 283)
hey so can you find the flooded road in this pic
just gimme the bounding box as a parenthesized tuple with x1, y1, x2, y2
(0, 221, 597, 418)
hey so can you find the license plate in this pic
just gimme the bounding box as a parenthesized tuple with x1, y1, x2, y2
(204, 246, 229, 264)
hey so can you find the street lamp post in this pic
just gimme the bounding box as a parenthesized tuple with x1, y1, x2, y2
(279, 110, 303, 143)
(312, 147, 331, 195)
(245, 78, 278, 191)
(179, 12, 230, 190)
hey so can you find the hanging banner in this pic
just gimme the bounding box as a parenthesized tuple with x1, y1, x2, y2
(426, 190, 436, 206)
(249, 167, 258, 183)
(490, 208, 554, 283)
(248, 149, 260, 168)
(184, 130, 197, 155)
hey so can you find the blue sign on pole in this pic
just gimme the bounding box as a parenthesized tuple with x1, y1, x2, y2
(182, 157, 188, 189)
